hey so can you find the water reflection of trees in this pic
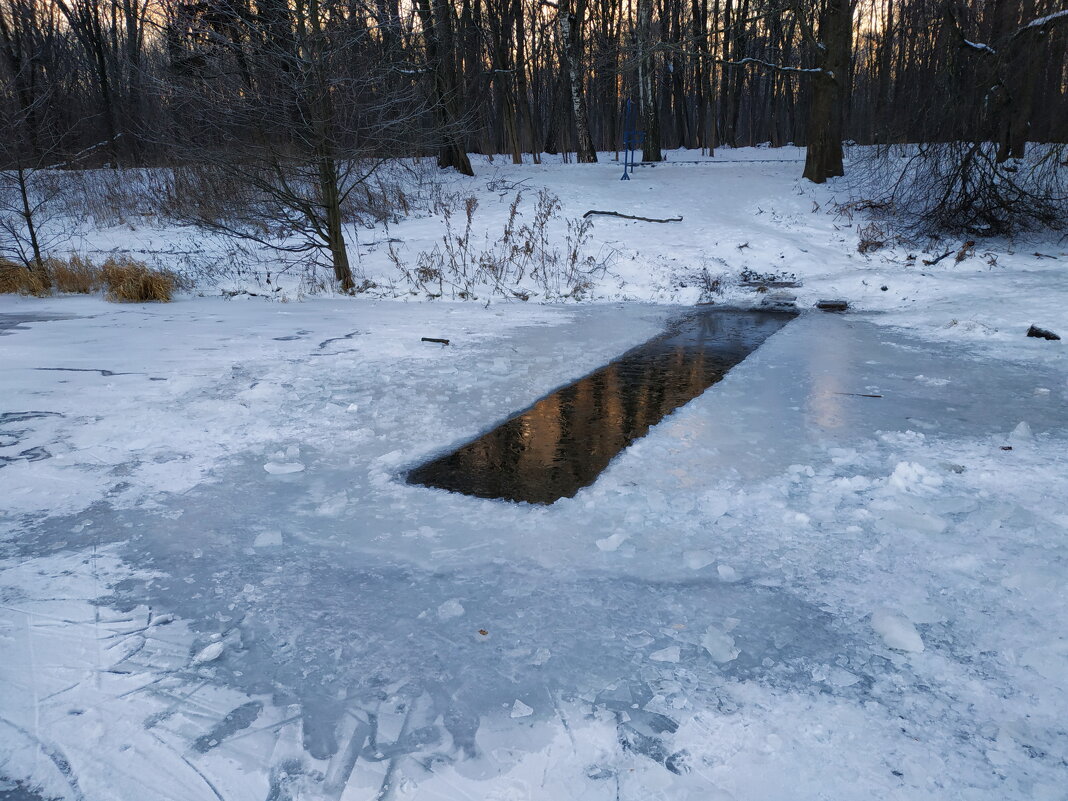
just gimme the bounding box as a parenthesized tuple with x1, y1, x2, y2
(410, 312, 793, 504)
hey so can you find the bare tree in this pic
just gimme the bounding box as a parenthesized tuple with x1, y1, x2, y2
(162, 0, 427, 291)
(0, 0, 72, 267)
(552, 0, 597, 162)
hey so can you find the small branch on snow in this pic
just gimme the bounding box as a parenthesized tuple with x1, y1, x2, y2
(421, 337, 450, 345)
(922, 250, 954, 266)
(582, 210, 683, 223)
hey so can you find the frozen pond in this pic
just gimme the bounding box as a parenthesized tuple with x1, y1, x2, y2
(1, 298, 1066, 801)
(408, 309, 795, 503)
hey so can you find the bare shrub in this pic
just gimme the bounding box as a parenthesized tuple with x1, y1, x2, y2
(390, 188, 610, 300)
(101, 257, 179, 302)
(857, 222, 888, 253)
(36, 169, 173, 228)
(851, 143, 1068, 237)
(692, 267, 726, 301)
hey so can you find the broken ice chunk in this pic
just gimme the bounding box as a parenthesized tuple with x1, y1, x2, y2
(193, 642, 225, 664)
(701, 626, 739, 663)
(510, 700, 533, 718)
(683, 550, 715, 569)
(437, 599, 465, 619)
(888, 461, 943, 494)
(717, 564, 739, 582)
(871, 609, 924, 652)
(253, 529, 283, 548)
(650, 646, 681, 663)
(1009, 421, 1033, 443)
(264, 461, 305, 475)
(596, 532, 627, 552)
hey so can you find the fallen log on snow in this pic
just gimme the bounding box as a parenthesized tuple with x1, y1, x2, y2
(582, 210, 683, 223)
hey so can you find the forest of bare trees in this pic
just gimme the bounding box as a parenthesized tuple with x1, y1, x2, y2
(2, 0, 1066, 280)
(4, 0, 1065, 166)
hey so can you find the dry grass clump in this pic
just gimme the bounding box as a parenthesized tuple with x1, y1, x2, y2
(101, 256, 178, 302)
(1, 254, 179, 301)
(0, 258, 52, 296)
(51, 254, 101, 293)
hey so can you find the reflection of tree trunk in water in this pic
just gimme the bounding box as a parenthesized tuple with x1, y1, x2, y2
(408, 312, 795, 503)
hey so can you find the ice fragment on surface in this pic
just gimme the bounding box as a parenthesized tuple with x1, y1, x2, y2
(264, 461, 305, 475)
(717, 564, 739, 582)
(702, 626, 740, 663)
(596, 532, 627, 552)
(684, 550, 716, 569)
(253, 529, 283, 548)
(650, 646, 681, 663)
(878, 505, 948, 535)
(193, 642, 225, 664)
(510, 700, 533, 718)
(914, 374, 950, 386)
(437, 599, 465, 619)
(871, 609, 924, 652)
(888, 461, 943, 494)
(826, 667, 861, 687)
(625, 631, 656, 648)
(1010, 421, 1033, 443)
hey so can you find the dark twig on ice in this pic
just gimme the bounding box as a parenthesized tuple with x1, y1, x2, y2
(922, 250, 954, 266)
(421, 337, 450, 345)
(833, 392, 883, 398)
(582, 210, 683, 223)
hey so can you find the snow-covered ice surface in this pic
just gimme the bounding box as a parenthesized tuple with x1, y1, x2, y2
(3, 152, 1068, 800)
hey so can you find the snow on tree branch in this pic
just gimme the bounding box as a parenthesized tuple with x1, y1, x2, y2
(1015, 9, 1068, 36)
(962, 39, 997, 55)
(717, 57, 833, 79)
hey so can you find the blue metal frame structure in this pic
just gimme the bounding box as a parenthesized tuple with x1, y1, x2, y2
(620, 98, 644, 180)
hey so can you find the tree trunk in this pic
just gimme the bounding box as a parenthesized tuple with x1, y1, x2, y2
(16, 166, 44, 269)
(558, 0, 597, 163)
(802, 0, 853, 183)
(416, 0, 474, 175)
(637, 0, 662, 160)
(306, 0, 354, 292)
(318, 155, 354, 292)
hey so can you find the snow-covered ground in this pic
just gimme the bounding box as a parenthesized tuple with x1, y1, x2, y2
(2, 150, 1067, 800)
